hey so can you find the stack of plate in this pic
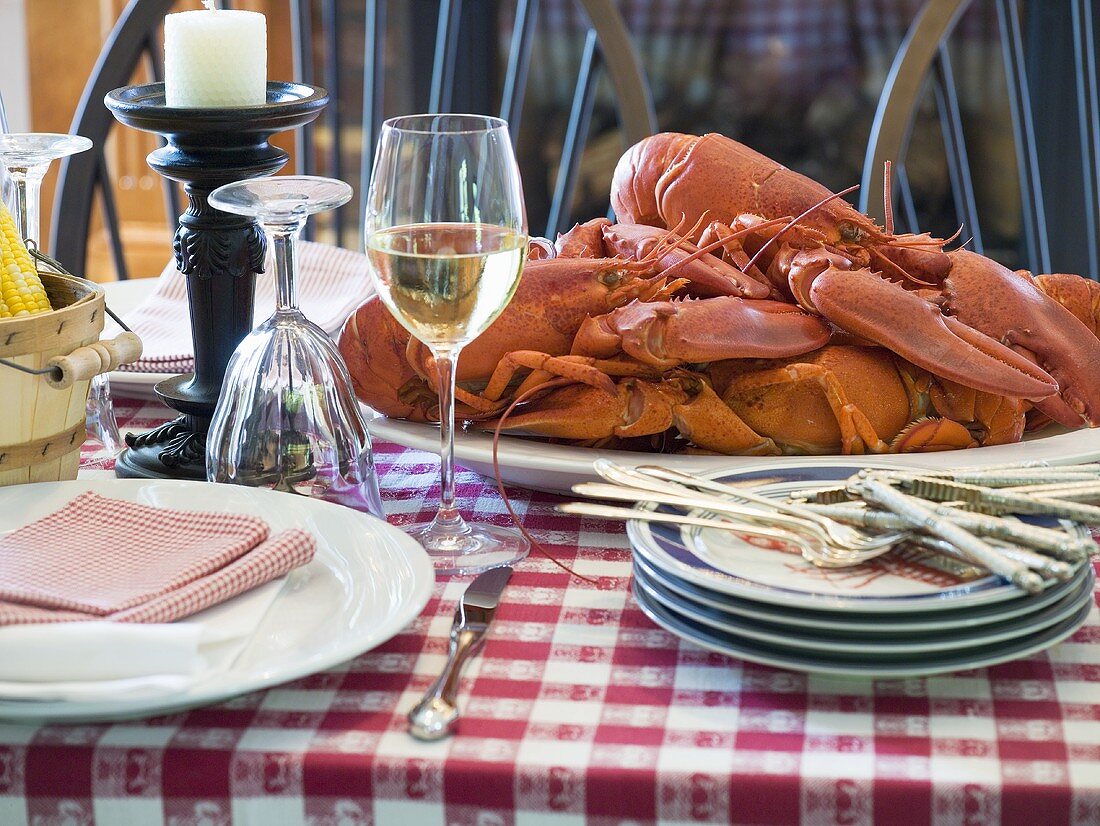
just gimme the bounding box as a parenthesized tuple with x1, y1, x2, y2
(627, 463, 1097, 677)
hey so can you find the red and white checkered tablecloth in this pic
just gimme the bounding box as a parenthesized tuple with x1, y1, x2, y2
(1, 397, 1099, 825)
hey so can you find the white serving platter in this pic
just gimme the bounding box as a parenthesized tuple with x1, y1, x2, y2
(0, 479, 434, 722)
(367, 413, 1100, 495)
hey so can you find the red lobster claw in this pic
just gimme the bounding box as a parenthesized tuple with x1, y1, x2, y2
(945, 251, 1100, 426)
(809, 268, 1057, 401)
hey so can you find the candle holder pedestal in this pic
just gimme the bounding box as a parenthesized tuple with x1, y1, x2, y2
(105, 81, 328, 480)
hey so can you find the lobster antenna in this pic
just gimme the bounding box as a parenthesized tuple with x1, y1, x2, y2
(943, 224, 965, 247)
(492, 379, 600, 584)
(658, 215, 792, 282)
(743, 184, 860, 274)
(883, 160, 894, 236)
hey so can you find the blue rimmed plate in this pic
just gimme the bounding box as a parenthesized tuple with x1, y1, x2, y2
(631, 576, 1096, 678)
(632, 552, 1092, 634)
(628, 461, 1092, 614)
(633, 558, 1095, 656)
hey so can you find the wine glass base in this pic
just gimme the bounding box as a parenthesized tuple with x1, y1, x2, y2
(406, 521, 530, 576)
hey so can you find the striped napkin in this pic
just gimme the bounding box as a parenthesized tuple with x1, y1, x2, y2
(119, 240, 370, 373)
(0, 491, 315, 626)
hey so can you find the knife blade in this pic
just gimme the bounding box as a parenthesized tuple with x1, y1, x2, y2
(407, 565, 512, 741)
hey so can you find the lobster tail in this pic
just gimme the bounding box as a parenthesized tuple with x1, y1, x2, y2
(611, 133, 699, 227)
(339, 297, 435, 421)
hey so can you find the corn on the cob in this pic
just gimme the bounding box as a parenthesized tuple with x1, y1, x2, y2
(0, 203, 52, 318)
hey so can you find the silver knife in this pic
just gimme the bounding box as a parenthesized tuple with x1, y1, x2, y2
(407, 565, 513, 741)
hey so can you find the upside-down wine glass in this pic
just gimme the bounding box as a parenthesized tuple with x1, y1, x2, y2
(0, 132, 123, 460)
(206, 175, 384, 518)
(364, 114, 531, 574)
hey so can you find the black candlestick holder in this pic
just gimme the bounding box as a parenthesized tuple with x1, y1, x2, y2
(105, 81, 328, 480)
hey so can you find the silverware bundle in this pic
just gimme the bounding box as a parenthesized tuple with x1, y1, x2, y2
(559, 460, 1099, 594)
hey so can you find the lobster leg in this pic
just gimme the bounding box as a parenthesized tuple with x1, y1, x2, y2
(722, 364, 891, 454)
(479, 377, 779, 455)
(891, 419, 978, 452)
(480, 382, 671, 441)
(662, 376, 780, 455)
(809, 267, 1058, 401)
(927, 379, 1026, 446)
(478, 351, 659, 403)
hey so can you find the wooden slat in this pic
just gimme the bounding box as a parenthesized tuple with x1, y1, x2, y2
(895, 163, 921, 235)
(545, 29, 599, 238)
(95, 152, 129, 282)
(499, 0, 540, 142)
(290, 0, 315, 177)
(577, 0, 656, 146)
(429, 0, 463, 113)
(1072, 0, 1100, 279)
(321, 0, 343, 246)
(996, 0, 1050, 273)
(360, 0, 386, 248)
(932, 46, 983, 254)
(859, 0, 972, 221)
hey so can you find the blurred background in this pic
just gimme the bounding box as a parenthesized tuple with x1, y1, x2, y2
(12, 0, 1091, 281)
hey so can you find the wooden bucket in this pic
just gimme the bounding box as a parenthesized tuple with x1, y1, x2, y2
(0, 271, 107, 486)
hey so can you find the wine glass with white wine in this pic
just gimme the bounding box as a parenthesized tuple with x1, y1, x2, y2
(364, 114, 530, 575)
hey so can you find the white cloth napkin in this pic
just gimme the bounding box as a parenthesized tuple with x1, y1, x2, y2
(119, 240, 370, 373)
(0, 578, 285, 701)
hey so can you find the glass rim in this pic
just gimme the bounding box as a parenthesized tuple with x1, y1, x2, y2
(380, 113, 511, 136)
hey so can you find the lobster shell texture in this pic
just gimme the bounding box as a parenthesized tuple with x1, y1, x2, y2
(340, 131, 1100, 455)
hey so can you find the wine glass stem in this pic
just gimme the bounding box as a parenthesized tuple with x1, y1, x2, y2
(268, 220, 304, 313)
(9, 165, 46, 248)
(432, 347, 465, 534)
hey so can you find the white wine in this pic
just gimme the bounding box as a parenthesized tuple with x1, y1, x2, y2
(367, 223, 527, 347)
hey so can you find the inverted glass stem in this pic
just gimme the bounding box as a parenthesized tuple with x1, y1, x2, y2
(431, 347, 466, 536)
(10, 165, 46, 248)
(267, 218, 304, 313)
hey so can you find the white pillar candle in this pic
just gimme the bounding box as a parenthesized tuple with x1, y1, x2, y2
(164, 2, 267, 108)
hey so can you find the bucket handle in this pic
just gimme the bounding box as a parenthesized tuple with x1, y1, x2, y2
(0, 331, 143, 389)
(46, 331, 144, 388)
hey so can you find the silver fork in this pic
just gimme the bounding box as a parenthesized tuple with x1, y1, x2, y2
(618, 461, 905, 554)
(572, 481, 838, 549)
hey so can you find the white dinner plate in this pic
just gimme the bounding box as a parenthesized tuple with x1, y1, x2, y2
(632, 577, 1096, 678)
(633, 559, 1095, 656)
(0, 479, 434, 722)
(631, 552, 1092, 634)
(366, 413, 1100, 495)
(628, 462, 1091, 614)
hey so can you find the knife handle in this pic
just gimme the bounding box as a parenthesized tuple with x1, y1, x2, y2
(407, 625, 485, 741)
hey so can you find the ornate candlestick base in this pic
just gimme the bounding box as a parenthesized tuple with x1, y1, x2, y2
(105, 82, 328, 480)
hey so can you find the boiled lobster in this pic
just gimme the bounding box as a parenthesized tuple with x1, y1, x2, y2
(339, 131, 1100, 456)
(610, 132, 1100, 427)
(340, 238, 830, 424)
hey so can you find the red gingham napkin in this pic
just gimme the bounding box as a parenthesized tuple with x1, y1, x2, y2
(0, 492, 315, 625)
(120, 241, 370, 374)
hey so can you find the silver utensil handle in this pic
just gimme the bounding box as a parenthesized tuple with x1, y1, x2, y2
(407, 626, 484, 741)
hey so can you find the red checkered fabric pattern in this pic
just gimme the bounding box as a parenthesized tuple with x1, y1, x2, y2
(0, 488, 315, 626)
(0, 397, 1097, 825)
(120, 241, 371, 374)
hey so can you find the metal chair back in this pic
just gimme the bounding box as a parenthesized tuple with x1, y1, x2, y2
(860, 0, 1099, 279)
(53, 0, 656, 280)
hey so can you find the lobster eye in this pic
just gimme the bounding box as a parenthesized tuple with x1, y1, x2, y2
(599, 270, 623, 286)
(838, 222, 862, 242)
